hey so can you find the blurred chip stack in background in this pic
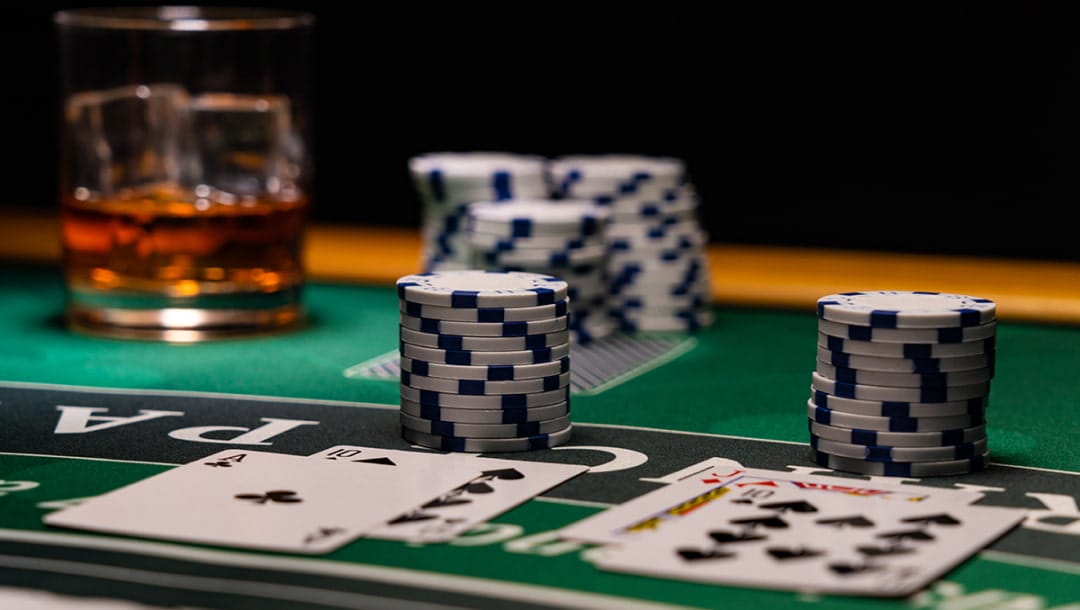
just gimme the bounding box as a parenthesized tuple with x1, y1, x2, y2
(466, 200, 613, 343)
(548, 155, 713, 332)
(409, 152, 549, 271)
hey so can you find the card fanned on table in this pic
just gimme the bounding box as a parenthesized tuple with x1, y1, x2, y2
(306, 444, 588, 543)
(43, 447, 585, 553)
(563, 466, 1025, 597)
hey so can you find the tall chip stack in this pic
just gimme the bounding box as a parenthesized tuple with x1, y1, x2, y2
(548, 154, 713, 332)
(395, 270, 573, 452)
(466, 200, 613, 344)
(808, 291, 997, 476)
(408, 153, 550, 272)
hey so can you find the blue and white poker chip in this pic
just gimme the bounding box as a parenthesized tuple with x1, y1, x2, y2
(608, 229, 708, 255)
(400, 341, 570, 366)
(400, 385, 570, 409)
(397, 271, 568, 309)
(401, 299, 570, 323)
(608, 207, 698, 225)
(806, 400, 985, 433)
(607, 189, 697, 218)
(399, 313, 568, 338)
(549, 155, 685, 199)
(401, 369, 570, 396)
(468, 198, 611, 223)
(818, 333, 995, 358)
(564, 180, 683, 201)
(817, 318, 997, 345)
(400, 326, 570, 352)
(608, 281, 708, 301)
(809, 448, 990, 476)
(467, 232, 605, 252)
(409, 151, 548, 178)
(409, 152, 548, 201)
(613, 309, 714, 333)
(557, 263, 607, 282)
(402, 424, 573, 453)
(608, 253, 707, 275)
(809, 434, 989, 463)
(609, 269, 706, 298)
(567, 311, 616, 344)
(549, 154, 685, 181)
(399, 398, 570, 424)
(815, 361, 993, 388)
(611, 294, 708, 313)
(467, 200, 610, 238)
(606, 220, 704, 242)
(481, 243, 607, 267)
(816, 346, 994, 374)
(811, 372, 990, 403)
(809, 388, 988, 418)
(400, 412, 572, 439)
(816, 291, 997, 329)
(400, 355, 570, 381)
(809, 420, 988, 448)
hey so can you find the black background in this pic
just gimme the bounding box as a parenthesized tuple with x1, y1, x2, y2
(5, 3, 1080, 260)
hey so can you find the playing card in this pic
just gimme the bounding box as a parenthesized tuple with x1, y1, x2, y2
(309, 445, 588, 542)
(597, 481, 1025, 597)
(559, 465, 983, 546)
(43, 449, 462, 553)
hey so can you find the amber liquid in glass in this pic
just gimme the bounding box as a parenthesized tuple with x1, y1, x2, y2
(61, 185, 307, 340)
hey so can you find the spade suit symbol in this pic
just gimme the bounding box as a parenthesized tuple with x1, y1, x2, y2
(829, 562, 884, 576)
(354, 457, 397, 466)
(677, 547, 736, 561)
(759, 500, 818, 513)
(857, 544, 916, 558)
(876, 529, 935, 542)
(815, 515, 875, 528)
(729, 515, 788, 529)
(901, 513, 960, 526)
(708, 530, 766, 544)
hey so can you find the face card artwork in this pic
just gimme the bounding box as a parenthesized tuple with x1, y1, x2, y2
(558, 466, 983, 546)
(309, 445, 587, 542)
(596, 483, 1025, 597)
(43, 449, 451, 553)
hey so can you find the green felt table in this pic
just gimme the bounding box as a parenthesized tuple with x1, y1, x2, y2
(0, 264, 1077, 610)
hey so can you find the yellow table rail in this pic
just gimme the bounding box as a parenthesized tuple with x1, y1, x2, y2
(4, 208, 1079, 325)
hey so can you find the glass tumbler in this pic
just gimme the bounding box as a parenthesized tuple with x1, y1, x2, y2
(55, 7, 314, 341)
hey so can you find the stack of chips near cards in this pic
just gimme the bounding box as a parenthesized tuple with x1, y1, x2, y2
(809, 291, 997, 476)
(467, 199, 613, 344)
(408, 152, 550, 271)
(395, 270, 574, 452)
(548, 154, 713, 332)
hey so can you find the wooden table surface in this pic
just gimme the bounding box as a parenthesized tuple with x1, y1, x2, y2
(4, 207, 1079, 325)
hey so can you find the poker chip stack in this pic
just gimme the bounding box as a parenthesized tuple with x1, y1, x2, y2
(408, 152, 550, 271)
(808, 291, 997, 476)
(394, 270, 573, 452)
(548, 154, 713, 332)
(466, 199, 614, 344)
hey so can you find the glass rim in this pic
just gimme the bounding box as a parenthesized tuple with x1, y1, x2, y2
(54, 6, 315, 32)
